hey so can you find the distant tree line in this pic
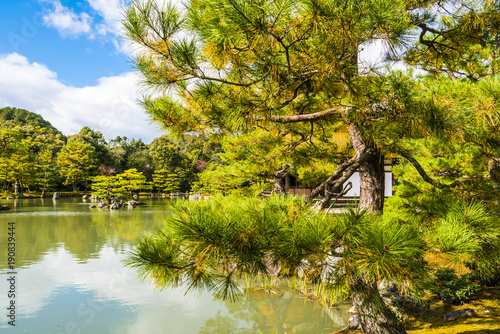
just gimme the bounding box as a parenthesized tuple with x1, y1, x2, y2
(0, 107, 220, 195)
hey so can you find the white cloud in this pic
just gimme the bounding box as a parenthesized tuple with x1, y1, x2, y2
(86, 0, 170, 55)
(41, 0, 93, 37)
(87, 0, 126, 33)
(38, 0, 181, 54)
(88, 0, 140, 55)
(0, 53, 162, 142)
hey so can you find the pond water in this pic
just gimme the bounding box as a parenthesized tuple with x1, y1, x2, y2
(0, 198, 348, 334)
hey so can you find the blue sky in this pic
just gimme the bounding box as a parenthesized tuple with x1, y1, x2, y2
(0, 0, 163, 142)
(0, 0, 387, 143)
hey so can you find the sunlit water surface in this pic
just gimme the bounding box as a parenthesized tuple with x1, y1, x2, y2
(0, 198, 348, 333)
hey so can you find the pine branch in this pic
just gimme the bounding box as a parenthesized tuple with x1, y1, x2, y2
(252, 106, 349, 124)
(398, 150, 463, 189)
(417, 23, 458, 54)
(306, 149, 374, 204)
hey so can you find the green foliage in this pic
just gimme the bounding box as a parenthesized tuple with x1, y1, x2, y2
(0, 106, 65, 137)
(152, 169, 180, 194)
(117, 2, 500, 331)
(466, 261, 500, 288)
(68, 127, 109, 172)
(430, 201, 496, 255)
(349, 218, 427, 283)
(0, 125, 64, 192)
(90, 175, 127, 200)
(91, 169, 150, 200)
(107, 136, 153, 177)
(57, 142, 97, 191)
(126, 196, 427, 302)
(33, 148, 60, 192)
(0, 128, 32, 186)
(122, 0, 500, 211)
(149, 134, 221, 192)
(429, 268, 481, 305)
(117, 168, 150, 194)
(0, 107, 212, 194)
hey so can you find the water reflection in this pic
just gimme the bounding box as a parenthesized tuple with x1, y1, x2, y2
(0, 198, 169, 268)
(0, 198, 347, 333)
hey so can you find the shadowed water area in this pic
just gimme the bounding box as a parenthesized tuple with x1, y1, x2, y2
(0, 198, 348, 333)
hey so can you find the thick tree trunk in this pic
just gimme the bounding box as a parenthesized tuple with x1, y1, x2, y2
(351, 277, 407, 334)
(306, 149, 374, 206)
(359, 153, 385, 213)
(349, 124, 385, 213)
(271, 169, 288, 195)
(489, 158, 500, 184)
(272, 178, 285, 194)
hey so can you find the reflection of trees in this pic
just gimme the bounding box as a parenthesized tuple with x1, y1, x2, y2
(199, 311, 246, 334)
(0, 198, 172, 269)
(199, 287, 348, 334)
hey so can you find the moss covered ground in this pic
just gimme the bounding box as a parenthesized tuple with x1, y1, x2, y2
(334, 287, 500, 334)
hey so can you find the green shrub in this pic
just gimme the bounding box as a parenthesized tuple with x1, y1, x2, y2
(430, 268, 481, 305)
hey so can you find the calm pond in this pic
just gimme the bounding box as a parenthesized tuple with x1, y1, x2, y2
(0, 198, 348, 334)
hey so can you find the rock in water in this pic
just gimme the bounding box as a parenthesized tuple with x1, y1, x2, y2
(97, 202, 108, 209)
(53, 192, 60, 199)
(189, 194, 203, 200)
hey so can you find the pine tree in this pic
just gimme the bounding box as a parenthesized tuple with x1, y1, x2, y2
(91, 175, 127, 202)
(117, 168, 150, 195)
(122, 0, 500, 213)
(126, 196, 427, 334)
(57, 142, 97, 191)
(152, 169, 180, 194)
(122, 1, 500, 332)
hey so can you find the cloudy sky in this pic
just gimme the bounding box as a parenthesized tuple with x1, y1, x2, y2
(0, 1, 389, 143)
(0, 0, 164, 142)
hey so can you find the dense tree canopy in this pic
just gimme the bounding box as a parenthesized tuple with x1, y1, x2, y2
(57, 142, 97, 191)
(0, 107, 64, 137)
(123, 0, 500, 214)
(0, 107, 218, 194)
(122, 0, 500, 333)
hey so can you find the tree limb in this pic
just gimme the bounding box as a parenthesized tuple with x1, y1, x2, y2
(2, 137, 11, 159)
(399, 150, 463, 189)
(306, 149, 374, 203)
(252, 106, 348, 124)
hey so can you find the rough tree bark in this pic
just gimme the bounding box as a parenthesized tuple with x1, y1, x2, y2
(348, 124, 385, 213)
(272, 178, 286, 194)
(272, 169, 288, 194)
(489, 158, 500, 184)
(307, 123, 385, 212)
(350, 277, 408, 334)
(306, 149, 374, 209)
